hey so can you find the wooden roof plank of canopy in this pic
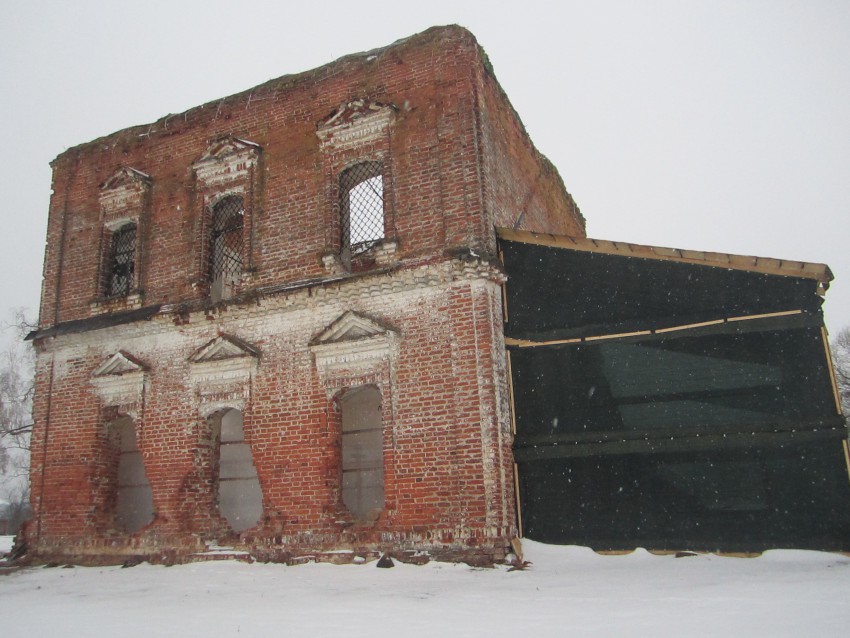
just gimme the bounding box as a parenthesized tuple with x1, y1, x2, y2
(496, 227, 832, 289)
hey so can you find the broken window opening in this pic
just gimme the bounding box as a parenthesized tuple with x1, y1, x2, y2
(340, 162, 384, 260)
(104, 222, 136, 297)
(340, 385, 385, 522)
(209, 195, 244, 303)
(212, 408, 263, 533)
(111, 416, 154, 533)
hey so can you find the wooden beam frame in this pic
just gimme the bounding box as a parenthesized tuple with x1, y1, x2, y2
(514, 416, 845, 446)
(505, 310, 806, 349)
(513, 425, 847, 462)
(497, 227, 833, 286)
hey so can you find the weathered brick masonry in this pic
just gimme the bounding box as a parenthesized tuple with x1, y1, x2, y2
(27, 25, 584, 564)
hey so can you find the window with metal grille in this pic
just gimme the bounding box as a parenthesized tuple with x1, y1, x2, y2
(105, 223, 136, 297)
(209, 195, 244, 302)
(340, 162, 384, 256)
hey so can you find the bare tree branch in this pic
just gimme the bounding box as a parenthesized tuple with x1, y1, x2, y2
(0, 308, 34, 533)
(830, 325, 850, 425)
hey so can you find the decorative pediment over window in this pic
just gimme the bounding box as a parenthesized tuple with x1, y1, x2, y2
(101, 167, 151, 192)
(91, 351, 147, 411)
(310, 311, 398, 379)
(93, 351, 146, 377)
(190, 334, 260, 364)
(193, 136, 261, 186)
(99, 167, 151, 219)
(188, 335, 260, 410)
(311, 311, 393, 345)
(316, 100, 397, 148)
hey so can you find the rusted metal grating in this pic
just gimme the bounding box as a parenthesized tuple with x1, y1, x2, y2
(106, 223, 136, 297)
(340, 161, 384, 255)
(210, 196, 244, 290)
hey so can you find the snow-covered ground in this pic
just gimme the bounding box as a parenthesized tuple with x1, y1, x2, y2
(1, 539, 848, 637)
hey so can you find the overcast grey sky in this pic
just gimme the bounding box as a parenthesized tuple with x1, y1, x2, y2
(1, 0, 848, 339)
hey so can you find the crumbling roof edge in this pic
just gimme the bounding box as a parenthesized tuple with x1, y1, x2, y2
(497, 227, 834, 284)
(472, 41, 585, 233)
(50, 25, 476, 166)
(26, 305, 163, 341)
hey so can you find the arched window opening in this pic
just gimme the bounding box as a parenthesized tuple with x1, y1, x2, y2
(105, 222, 136, 297)
(340, 162, 384, 259)
(111, 416, 154, 533)
(341, 386, 384, 522)
(212, 409, 263, 532)
(209, 195, 244, 302)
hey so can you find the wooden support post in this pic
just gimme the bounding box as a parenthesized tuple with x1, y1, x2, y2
(505, 349, 523, 537)
(842, 440, 850, 487)
(506, 350, 517, 436)
(499, 248, 509, 324)
(513, 462, 524, 539)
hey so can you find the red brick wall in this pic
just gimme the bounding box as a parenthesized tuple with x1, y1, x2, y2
(29, 26, 577, 564)
(30, 267, 516, 562)
(40, 27, 500, 327)
(474, 48, 585, 239)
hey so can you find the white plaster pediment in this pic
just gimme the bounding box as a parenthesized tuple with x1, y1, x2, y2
(99, 167, 151, 217)
(190, 335, 259, 363)
(316, 100, 396, 148)
(310, 312, 397, 378)
(93, 351, 146, 377)
(188, 335, 259, 386)
(311, 311, 394, 345)
(91, 351, 147, 407)
(101, 167, 151, 191)
(193, 136, 260, 186)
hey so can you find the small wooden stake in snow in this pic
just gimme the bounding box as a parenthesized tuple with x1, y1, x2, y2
(508, 537, 531, 571)
(510, 537, 524, 563)
(376, 553, 394, 568)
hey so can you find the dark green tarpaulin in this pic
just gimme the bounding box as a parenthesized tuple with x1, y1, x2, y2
(500, 229, 850, 552)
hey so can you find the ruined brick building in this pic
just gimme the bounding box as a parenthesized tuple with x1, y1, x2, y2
(26, 26, 849, 564)
(26, 26, 582, 564)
